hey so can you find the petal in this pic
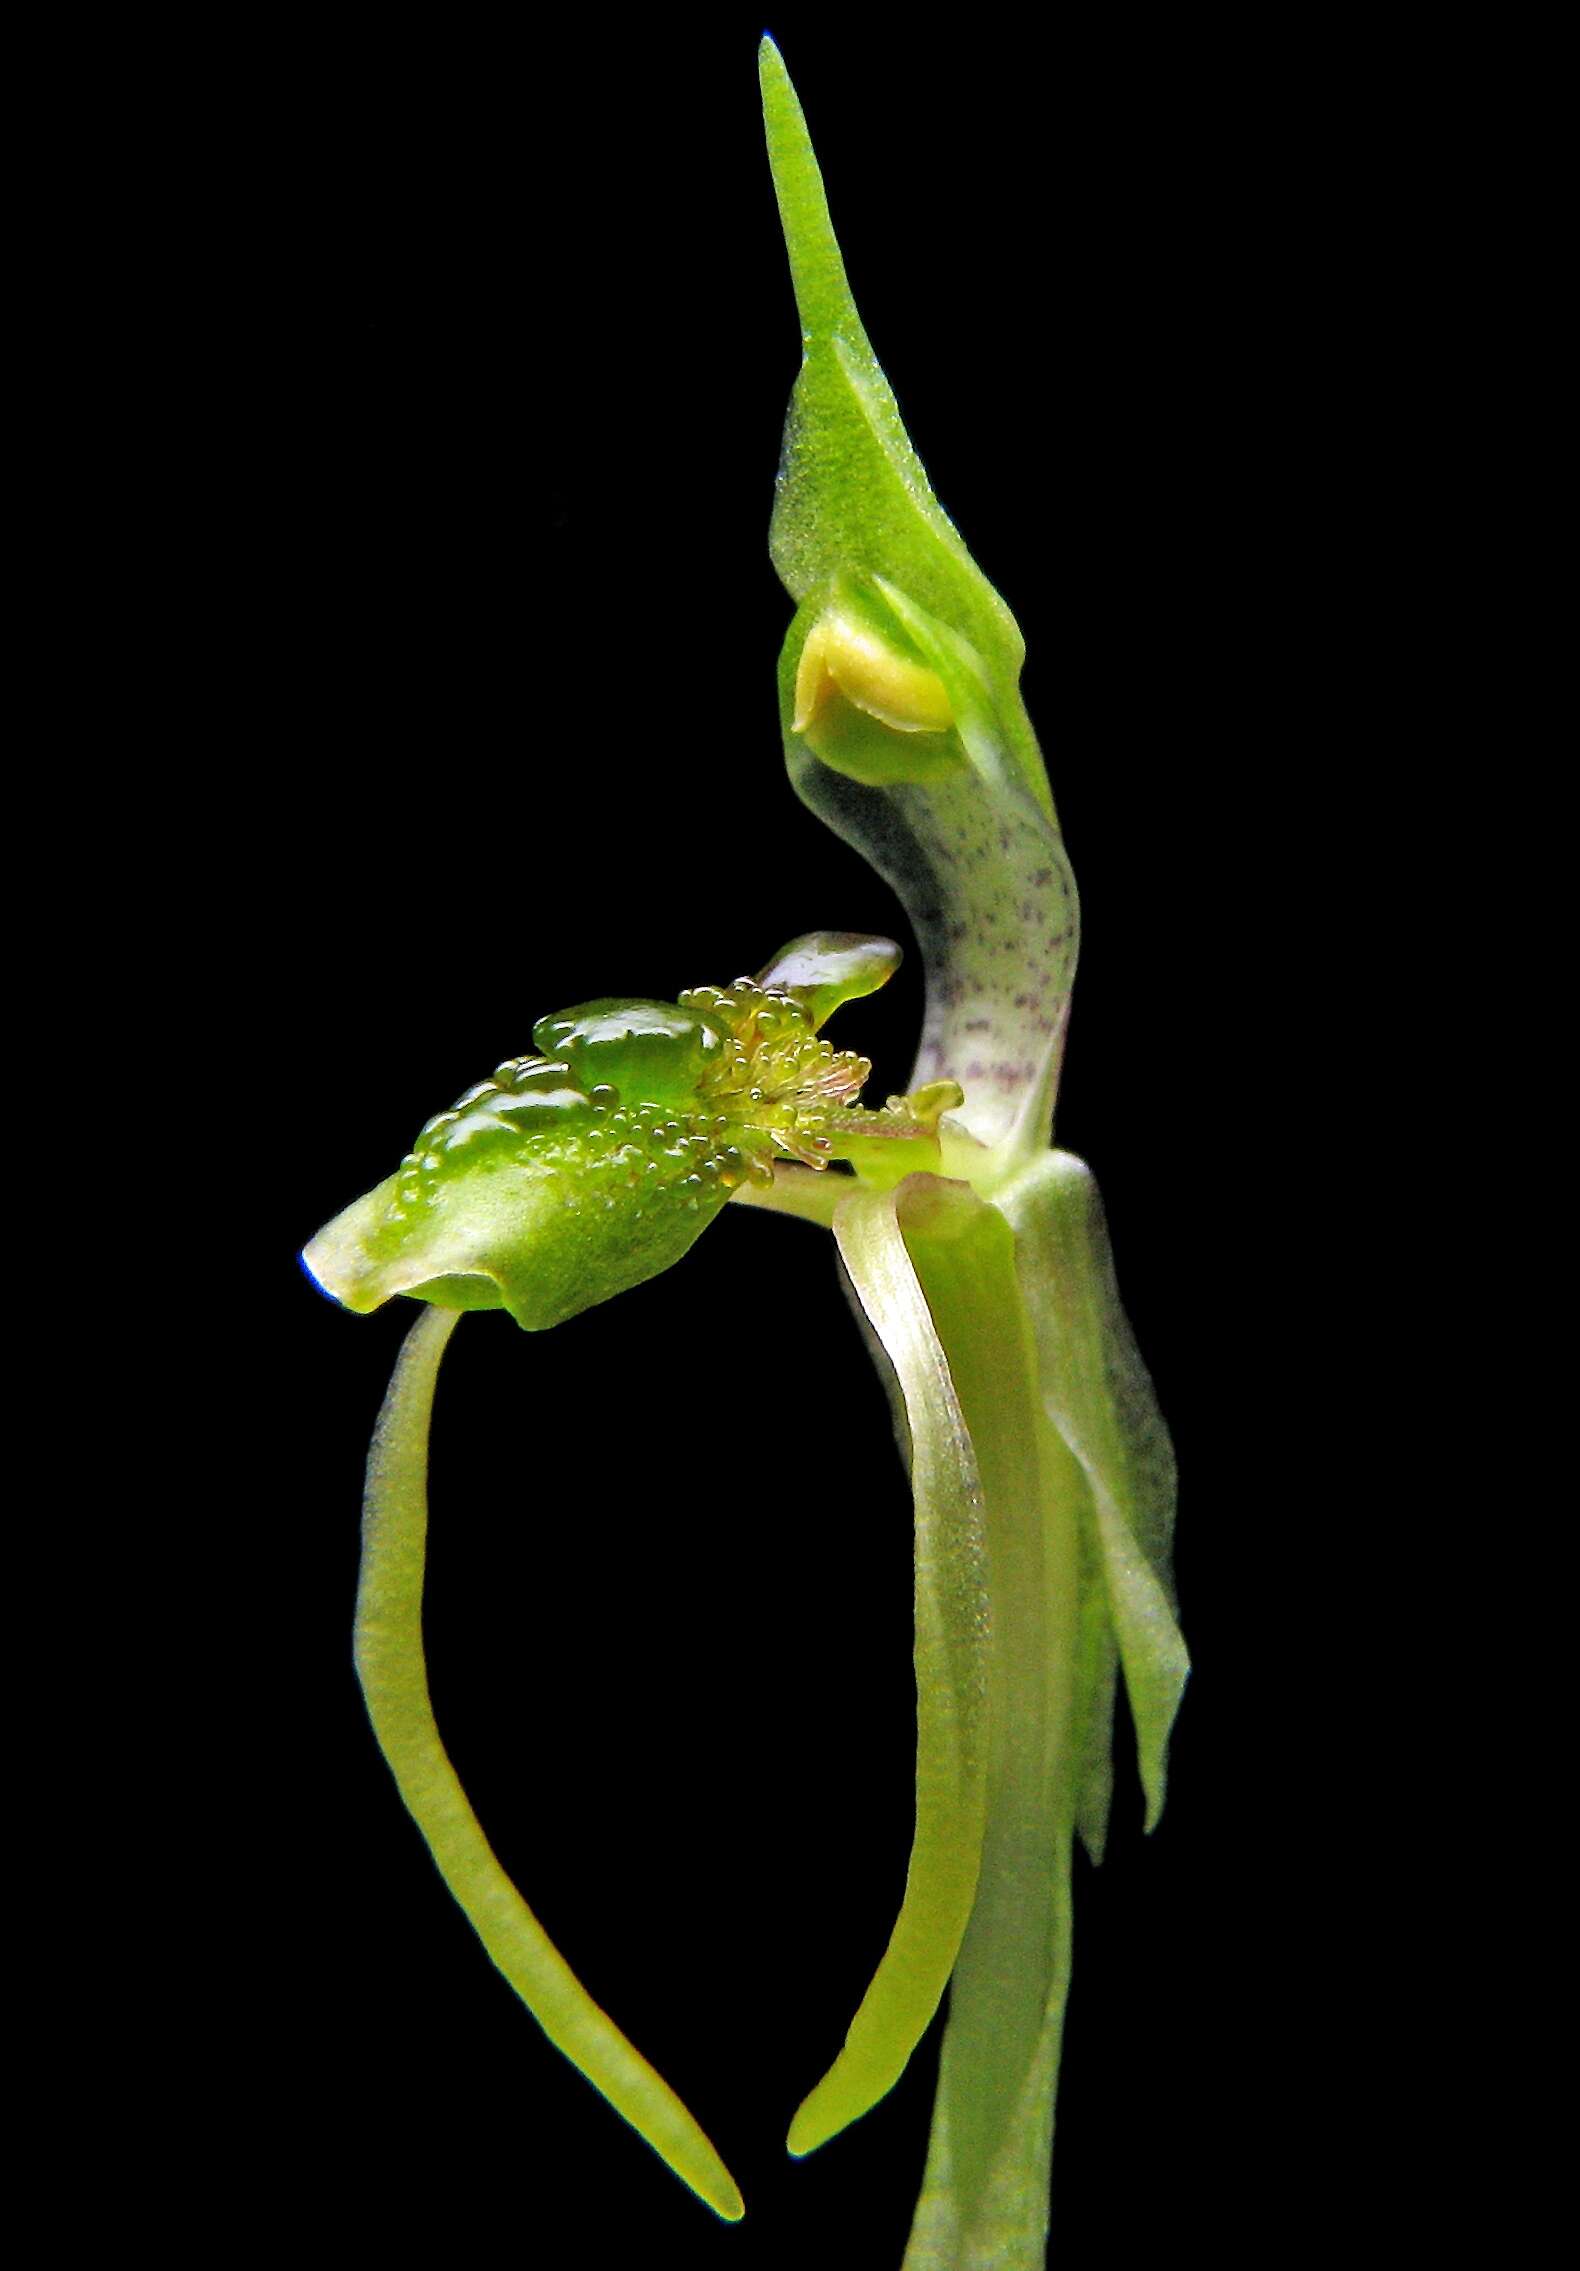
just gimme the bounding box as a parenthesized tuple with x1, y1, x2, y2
(787, 1176, 992, 2157)
(354, 1305, 744, 2220)
(997, 1149, 1189, 1834)
(882, 1174, 1084, 2246)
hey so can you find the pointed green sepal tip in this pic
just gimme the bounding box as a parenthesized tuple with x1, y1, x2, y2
(757, 36, 854, 350)
(757, 39, 1027, 691)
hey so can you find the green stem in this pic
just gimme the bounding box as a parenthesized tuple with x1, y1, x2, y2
(898, 1203, 1085, 2270)
(355, 1304, 744, 2221)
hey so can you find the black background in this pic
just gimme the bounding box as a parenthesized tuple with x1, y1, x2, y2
(174, 9, 1391, 2262)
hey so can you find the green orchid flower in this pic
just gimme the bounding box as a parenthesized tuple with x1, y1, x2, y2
(303, 39, 1186, 2270)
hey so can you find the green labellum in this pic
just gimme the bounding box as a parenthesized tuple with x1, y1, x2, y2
(302, 935, 907, 1331)
(530, 1000, 728, 1109)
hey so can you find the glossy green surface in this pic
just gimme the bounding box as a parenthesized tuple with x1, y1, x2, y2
(530, 999, 727, 1107)
(303, 945, 912, 1329)
(304, 41, 1185, 2267)
(754, 929, 903, 1029)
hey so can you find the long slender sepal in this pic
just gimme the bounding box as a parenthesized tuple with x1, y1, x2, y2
(888, 1178, 1086, 2270)
(786, 1183, 993, 2157)
(354, 1305, 745, 2222)
(997, 1151, 1189, 1836)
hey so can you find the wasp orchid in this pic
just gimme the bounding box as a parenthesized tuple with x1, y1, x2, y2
(303, 41, 1187, 2269)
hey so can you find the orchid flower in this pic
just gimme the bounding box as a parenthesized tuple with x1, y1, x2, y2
(303, 40, 1187, 2269)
